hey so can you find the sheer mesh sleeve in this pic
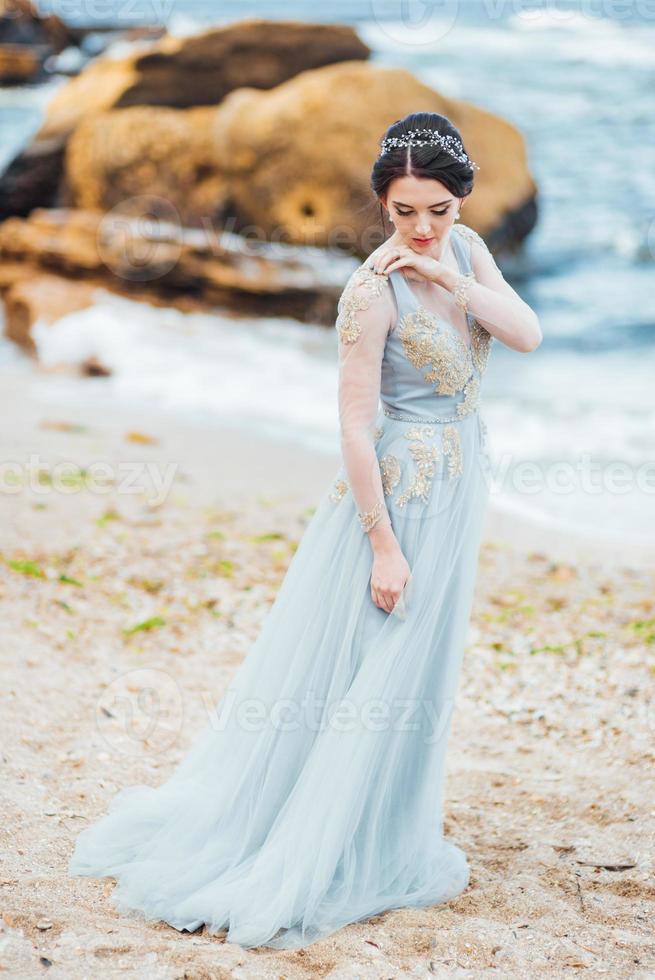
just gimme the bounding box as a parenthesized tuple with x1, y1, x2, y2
(454, 222, 504, 275)
(335, 266, 395, 534)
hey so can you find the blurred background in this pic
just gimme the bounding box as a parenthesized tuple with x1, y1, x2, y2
(1, 0, 654, 546)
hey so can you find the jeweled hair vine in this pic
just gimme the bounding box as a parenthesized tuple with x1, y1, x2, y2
(379, 128, 480, 171)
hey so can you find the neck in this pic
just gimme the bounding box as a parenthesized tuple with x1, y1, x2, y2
(422, 228, 452, 263)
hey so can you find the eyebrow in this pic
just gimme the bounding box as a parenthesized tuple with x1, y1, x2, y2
(392, 199, 453, 208)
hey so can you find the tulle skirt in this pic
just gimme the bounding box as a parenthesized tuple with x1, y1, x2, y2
(68, 410, 491, 949)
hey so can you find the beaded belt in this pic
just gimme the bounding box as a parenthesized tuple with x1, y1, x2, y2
(383, 405, 477, 424)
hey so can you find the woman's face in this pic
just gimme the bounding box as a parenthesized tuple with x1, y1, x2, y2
(382, 175, 461, 255)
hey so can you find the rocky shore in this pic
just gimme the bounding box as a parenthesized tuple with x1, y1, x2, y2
(0, 16, 536, 368)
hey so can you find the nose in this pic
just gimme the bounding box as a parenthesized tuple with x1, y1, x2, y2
(414, 218, 432, 236)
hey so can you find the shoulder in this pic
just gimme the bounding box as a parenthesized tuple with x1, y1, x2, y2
(452, 222, 490, 253)
(340, 262, 393, 303)
(336, 263, 394, 344)
(453, 222, 502, 276)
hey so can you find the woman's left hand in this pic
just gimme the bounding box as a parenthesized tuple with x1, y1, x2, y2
(366, 240, 447, 286)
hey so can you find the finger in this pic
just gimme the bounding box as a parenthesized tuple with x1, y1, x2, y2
(384, 257, 410, 274)
(365, 250, 383, 268)
(372, 585, 389, 613)
(380, 592, 394, 613)
(376, 251, 401, 275)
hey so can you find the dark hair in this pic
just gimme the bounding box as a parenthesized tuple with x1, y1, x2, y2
(371, 111, 475, 233)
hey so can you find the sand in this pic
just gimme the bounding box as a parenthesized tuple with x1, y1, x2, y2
(1, 364, 654, 979)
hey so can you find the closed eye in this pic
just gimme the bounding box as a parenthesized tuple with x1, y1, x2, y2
(396, 209, 449, 217)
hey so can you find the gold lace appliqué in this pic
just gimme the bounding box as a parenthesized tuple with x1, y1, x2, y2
(335, 266, 390, 344)
(380, 454, 401, 496)
(454, 222, 497, 372)
(358, 500, 383, 532)
(454, 220, 504, 277)
(396, 426, 439, 506)
(452, 223, 488, 249)
(329, 424, 389, 503)
(470, 320, 492, 374)
(392, 423, 465, 507)
(398, 306, 474, 396)
(329, 479, 349, 503)
(443, 425, 463, 478)
(457, 376, 480, 418)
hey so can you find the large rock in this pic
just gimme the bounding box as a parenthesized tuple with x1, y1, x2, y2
(0, 0, 71, 53)
(0, 43, 40, 84)
(0, 19, 369, 217)
(0, 208, 343, 353)
(61, 60, 536, 255)
(213, 61, 537, 254)
(1, 272, 97, 354)
(0, 0, 72, 83)
(109, 18, 370, 110)
(38, 18, 368, 132)
(64, 106, 228, 226)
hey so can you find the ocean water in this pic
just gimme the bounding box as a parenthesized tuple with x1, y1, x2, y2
(1, 2, 654, 544)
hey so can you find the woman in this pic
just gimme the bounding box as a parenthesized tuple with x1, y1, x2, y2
(68, 111, 542, 950)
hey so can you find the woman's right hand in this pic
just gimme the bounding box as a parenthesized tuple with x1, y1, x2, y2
(364, 230, 404, 275)
(369, 539, 411, 614)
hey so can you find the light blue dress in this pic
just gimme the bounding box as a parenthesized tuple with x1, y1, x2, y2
(68, 222, 494, 950)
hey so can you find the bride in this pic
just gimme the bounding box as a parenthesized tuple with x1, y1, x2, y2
(68, 110, 541, 950)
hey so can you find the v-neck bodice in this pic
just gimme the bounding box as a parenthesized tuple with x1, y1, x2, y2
(379, 223, 493, 424)
(388, 224, 474, 350)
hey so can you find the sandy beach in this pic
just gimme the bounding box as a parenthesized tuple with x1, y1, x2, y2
(1, 365, 654, 978)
